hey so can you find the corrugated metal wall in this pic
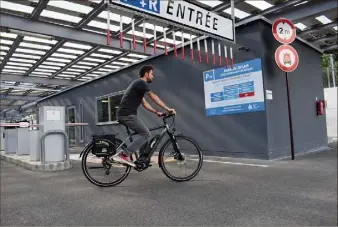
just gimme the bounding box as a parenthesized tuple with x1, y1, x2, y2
(37, 20, 329, 160)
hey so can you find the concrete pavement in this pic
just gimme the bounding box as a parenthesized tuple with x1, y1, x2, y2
(1, 148, 337, 226)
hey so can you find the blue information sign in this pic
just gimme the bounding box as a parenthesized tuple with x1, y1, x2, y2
(203, 58, 265, 116)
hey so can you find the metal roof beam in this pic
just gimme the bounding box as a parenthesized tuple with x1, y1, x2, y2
(267, 0, 338, 22)
(23, 40, 66, 76)
(298, 21, 338, 36)
(0, 105, 21, 109)
(308, 34, 338, 43)
(76, 0, 107, 28)
(0, 13, 163, 55)
(73, 52, 128, 80)
(322, 44, 338, 52)
(210, 0, 244, 13)
(236, 0, 303, 24)
(0, 73, 81, 86)
(49, 46, 100, 78)
(0, 36, 23, 71)
(0, 95, 40, 101)
(30, 0, 50, 20)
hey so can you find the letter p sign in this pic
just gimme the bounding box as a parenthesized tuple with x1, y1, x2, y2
(204, 71, 214, 82)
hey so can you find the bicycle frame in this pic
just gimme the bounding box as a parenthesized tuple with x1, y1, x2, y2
(117, 117, 177, 160)
(79, 114, 178, 160)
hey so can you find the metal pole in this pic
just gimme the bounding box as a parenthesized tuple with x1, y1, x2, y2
(329, 54, 336, 87)
(231, 0, 236, 43)
(327, 67, 331, 87)
(285, 72, 295, 160)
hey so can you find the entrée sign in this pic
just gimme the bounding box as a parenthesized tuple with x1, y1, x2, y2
(110, 0, 234, 41)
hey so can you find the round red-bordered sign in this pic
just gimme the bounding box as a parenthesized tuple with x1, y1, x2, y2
(272, 18, 296, 44)
(275, 45, 299, 72)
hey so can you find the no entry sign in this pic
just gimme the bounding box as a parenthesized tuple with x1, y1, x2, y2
(272, 18, 296, 44)
(275, 45, 299, 72)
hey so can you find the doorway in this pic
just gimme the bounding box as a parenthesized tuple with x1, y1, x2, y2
(66, 106, 76, 147)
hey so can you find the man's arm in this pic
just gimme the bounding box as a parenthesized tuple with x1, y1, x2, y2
(142, 98, 157, 114)
(146, 91, 171, 112)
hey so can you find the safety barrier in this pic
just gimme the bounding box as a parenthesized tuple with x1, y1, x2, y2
(40, 130, 69, 164)
(0, 122, 89, 164)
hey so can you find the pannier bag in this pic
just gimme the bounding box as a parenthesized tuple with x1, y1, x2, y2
(91, 134, 116, 157)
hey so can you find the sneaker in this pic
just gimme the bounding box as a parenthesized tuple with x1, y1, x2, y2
(112, 153, 136, 167)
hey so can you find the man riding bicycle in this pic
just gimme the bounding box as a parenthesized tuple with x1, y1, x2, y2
(112, 65, 176, 167)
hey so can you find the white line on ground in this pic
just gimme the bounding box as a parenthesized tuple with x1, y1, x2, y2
(188, 158, 268, 167)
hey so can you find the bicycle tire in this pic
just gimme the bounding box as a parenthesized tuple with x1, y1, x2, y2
(81, 138, 131, 187)
(158, 135, 203, 182)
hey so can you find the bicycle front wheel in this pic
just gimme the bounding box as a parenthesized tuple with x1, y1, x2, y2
(81, 138, 132, 187)
(158, 135, 203, 182)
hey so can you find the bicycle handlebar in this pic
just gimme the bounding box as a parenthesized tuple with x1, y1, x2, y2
(159, 112, 176, 120)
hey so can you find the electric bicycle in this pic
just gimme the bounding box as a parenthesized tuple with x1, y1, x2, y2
(80, 113, 203, 187)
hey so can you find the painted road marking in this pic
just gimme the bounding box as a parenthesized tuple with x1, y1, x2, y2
(188, 158, 268, 167)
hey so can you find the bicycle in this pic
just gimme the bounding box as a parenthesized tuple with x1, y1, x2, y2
(80, 113, 203, 187)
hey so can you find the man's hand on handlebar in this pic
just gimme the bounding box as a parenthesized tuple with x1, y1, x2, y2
(155, 108, 176, 117)
(167, 108, 176, 115)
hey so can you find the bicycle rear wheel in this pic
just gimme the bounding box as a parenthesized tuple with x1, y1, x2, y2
(158, 135, 203, 182)
(81, 138, 132, 187)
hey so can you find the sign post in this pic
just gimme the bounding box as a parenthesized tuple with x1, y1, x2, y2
(273, 18, 298, 160)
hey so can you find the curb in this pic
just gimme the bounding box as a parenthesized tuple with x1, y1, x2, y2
(0, 153, 72, 172)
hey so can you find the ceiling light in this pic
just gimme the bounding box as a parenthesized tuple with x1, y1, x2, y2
(12, 53, 41, 59)
(16, 48, 46, 55)
(58, 48, 84, 55)
(315, 15, 332, 24)
(46, 57, 71, 63)
(71, 65, 92, 69)
(97, 11, 132, 24)
(294, 22, 307, 30)
(127, 30, 153, 38)
(138, 22, 170, 32)
(87, 21, 119, 31)
(198, 0, 223, 7)
(98, 48, 122, 54)
(40, 10, 82, 23)
(23, 36, 56, 44)
(64, 42, 92, 50)
(48, 1, 93, 14)
(9, 57, 36, 64)
(0, 46, 10, 51)
(84, 57, 105, 63)
(6, 62, 33, 67)
(0, 32, 17, 39)
(52, 53, 77, 59)
(20, 42, 51, 50)
(90, 53, 113, 59)
(0, 1, 34, 13)
(128, 53, 148, 58)
(294, 1, 308, 6)
(223, 8, 251, 19)
(245, 0, 273, 10)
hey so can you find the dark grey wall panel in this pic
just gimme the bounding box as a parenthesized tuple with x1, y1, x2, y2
(258, 20, 328, 159)
(38, 22, 270, 159)
(38, 19, 328, 160)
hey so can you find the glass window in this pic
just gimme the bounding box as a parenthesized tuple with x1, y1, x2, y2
(110, 94, 123, 121)
(97, 97, 109, 122)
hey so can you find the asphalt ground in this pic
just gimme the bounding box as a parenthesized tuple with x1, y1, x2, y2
(1, 148, 337, 226)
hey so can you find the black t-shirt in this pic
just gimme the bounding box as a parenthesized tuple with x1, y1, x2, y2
(116, 79, 150, 116)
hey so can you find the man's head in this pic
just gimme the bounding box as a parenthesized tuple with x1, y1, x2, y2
(139, 65, 154, 83)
